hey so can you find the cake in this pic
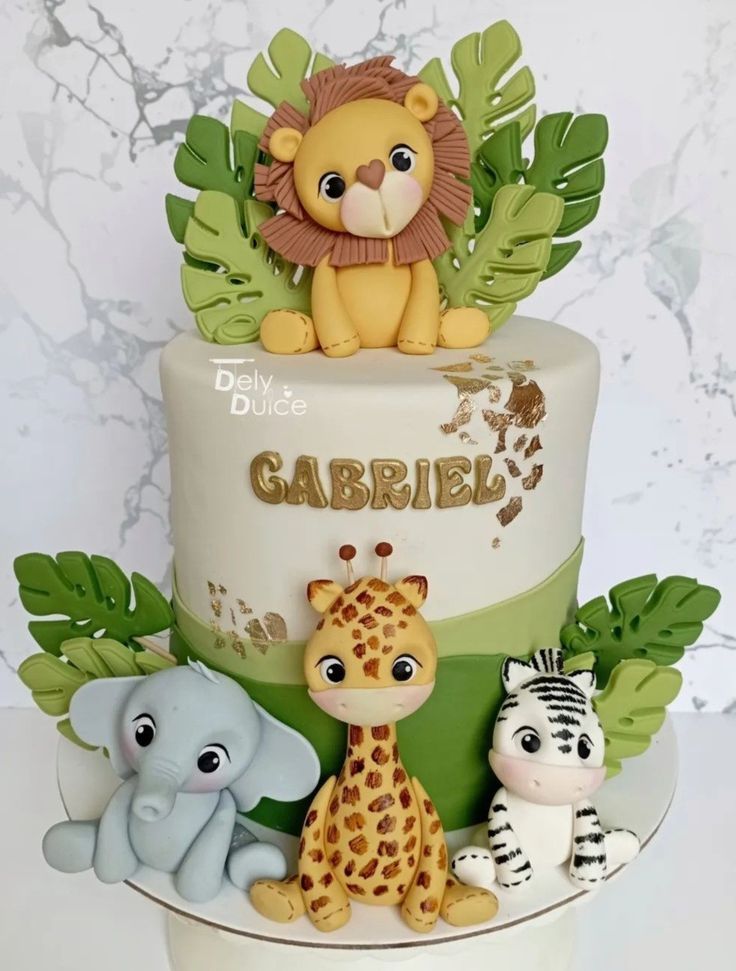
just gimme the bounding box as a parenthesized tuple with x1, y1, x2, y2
(15, 17, 721, 953)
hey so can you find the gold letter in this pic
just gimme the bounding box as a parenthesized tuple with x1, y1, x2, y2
(371, 460, 410, 510)
(474, 455, 506, 504)
(412, 459, 432, 510)
(436, 456, 472, 508)
(330, 459, 370, 510)
(250, 451, 287, 505)
(286, 455, 328, 508)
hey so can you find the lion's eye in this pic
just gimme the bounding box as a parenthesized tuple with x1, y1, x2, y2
(318, 172, 346, 202)
(389, 144, 417, 173)
(318, 656, 346, 684)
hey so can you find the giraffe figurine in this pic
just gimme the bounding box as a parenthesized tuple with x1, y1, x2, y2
(250, 543, 498, 934)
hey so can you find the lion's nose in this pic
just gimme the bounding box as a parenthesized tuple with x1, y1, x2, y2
(356, 159, 386, 190)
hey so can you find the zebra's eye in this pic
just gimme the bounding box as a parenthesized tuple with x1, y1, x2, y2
(514, 726, 541, 755)
(133, 714, 156, 748)
(318, 656, 346, 684)
(391, 654, 421, 683)
(577, 735, 593, 760)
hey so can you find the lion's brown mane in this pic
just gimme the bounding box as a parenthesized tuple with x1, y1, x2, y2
(254, 57, 471, 268)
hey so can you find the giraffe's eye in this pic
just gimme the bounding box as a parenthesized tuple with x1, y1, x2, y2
(513, 726, 541, 755)
(318, 656, 346, 684)
(391, 654, 420, 683)
(577, 735, 593, 760)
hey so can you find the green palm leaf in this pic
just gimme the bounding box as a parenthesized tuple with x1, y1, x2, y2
(419, 20, 535, 158)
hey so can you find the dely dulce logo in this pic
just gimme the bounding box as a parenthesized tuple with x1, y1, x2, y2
(210, 358, 307, 417)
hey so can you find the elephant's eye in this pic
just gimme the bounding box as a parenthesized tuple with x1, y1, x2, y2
(198, 744, 230, 774)
(318, 655, 346, 684)
(133, 714, 156, 748)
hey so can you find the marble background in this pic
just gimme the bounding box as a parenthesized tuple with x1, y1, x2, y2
(1, 0, 734, 710)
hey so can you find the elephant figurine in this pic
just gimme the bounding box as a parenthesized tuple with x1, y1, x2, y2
(43, 660, 321, 903)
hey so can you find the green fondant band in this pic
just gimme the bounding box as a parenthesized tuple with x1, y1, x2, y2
(172, 539, 584, 685)
(171, 541, 583, 836)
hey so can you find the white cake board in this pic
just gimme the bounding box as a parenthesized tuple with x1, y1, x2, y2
(56, 719, 677, 970)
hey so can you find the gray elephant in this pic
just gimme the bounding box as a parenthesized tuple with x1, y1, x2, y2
(43, 660, 321, 903)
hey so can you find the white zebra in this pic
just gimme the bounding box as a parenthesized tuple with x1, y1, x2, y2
(451, 649, 639, 892)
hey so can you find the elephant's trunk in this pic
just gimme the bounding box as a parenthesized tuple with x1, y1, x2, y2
(132, 758, 185, 822)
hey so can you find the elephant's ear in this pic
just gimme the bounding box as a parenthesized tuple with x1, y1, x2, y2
(69, 676, 144, 779)
(229, 703, 321, 813)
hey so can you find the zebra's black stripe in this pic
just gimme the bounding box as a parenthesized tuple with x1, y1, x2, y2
(495, 848, 523, 865)
(488, 822, 512, 837)
(491, 803, 507, 813)
(576, 806, 597, 818)
(573, 853, 606, 868)
(548, 713, 582, 726)
(575, 831, 604, 845)
(512, 860, 532, 874)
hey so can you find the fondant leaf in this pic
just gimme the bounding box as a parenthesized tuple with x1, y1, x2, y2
(173, 115, 258, 204)
(561, 574, 721, 688)
(419, 20, 535, 158)
(472, 112, 608, 279)
(17, 653, 89, 716)
(594, 659, 683, 777)
(182, 191, 311, 344)
(14, 552, 174, 656)
(436, 183, 563, 330)
(247, 28, 335, 118)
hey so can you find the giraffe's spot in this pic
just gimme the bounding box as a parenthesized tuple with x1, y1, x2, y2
(429, 819, 442, 835)
(345, 580, 361, 594)
(392, 743, 400, 762)
(387, 591, 406, 606)
(310, 895, 333, 912)
(329, 851, 342, 868)
(367, 578, 390, 592)
(353, 642, 366, 658)
(393, 767, 407, 786)
(329, 596, 344, 615)
(346, 883, 366, 896)
(403, 576, 428, 601)
(423, 799, 435, 816)
(350, 757, 365, 776)
(423, 845, 433, 858)
(330, 617, 344, 627)
(342, 785, 360, 806)
(341, 603, 359, 622)
(319, 873, 334, 888)
(377, 815, 397, 835)
(316, 618, 325, 630)
(382, 860, 402, 880)
(399, 788, 412, 809)
(351, 628, 362, 640)
(301, 875, 314, 891)
(344, 812, 365, 832)
(299, 837, 306, 857)
(416, 871, 431, 889)
(375, 604, 392, 617)
(344, 860, 355, 876)
(420, 896, 438, 914)
(403, 816, 417, 834)
(312, 828, 321, 842)
(356, 590, 375, 608)
(397, 884, 407, 895)
(363, 657, 380, 679)
(305, 810, 318, 827)
(438, 845, 447, 869)
(359, 858, 378, 879)
(371, 725, 390, 741)
(398, 620, 408, 629)
(308, 849, 324, 864)
(367, 635, 380, 651)
(326, 824, 340, 844)
(382, 643, 394, 655)
(366, 770, 383, 789)
(368, 793, 395, 813)
(359, 613, 378, 629)
(403, 834, 417, 853)
(329, 795, 340, 816)
(402, 604, 416, 617)
(407, 854, 416, 868)
(372, 746, 389, 765)
(373, 885, 390, 896)
(383, 623, 397, 638)
(350, 726, 364, 746)
(349, 834, 369, 855)
(378, 840, 398, 857)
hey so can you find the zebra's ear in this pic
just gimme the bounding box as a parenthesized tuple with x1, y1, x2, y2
(502, 657, 533, 693)
(567, 668, 596, 698)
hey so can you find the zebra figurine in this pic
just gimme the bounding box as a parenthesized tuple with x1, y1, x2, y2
(451, 648, 639, 893)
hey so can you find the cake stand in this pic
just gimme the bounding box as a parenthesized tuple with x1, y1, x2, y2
(57, 719, 677, 971)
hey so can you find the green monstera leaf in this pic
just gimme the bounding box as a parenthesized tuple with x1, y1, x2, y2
(18, 637, 175, 751)
(231, 28, 335, 140)
(472, 112, 609, 279)
(14, 552, 174, 656)
(436, 183, 563, 329)
(419, 20, 535, 159)
(594, 659, 683, 777)
(182, 190, 311, 344)
(562, 574, 721, 688)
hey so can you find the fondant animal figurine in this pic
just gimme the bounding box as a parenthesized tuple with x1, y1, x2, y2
(250, 543, 497, 933)
(43, 661, 320, 903)
(451, 649, 639, 892)
(254, 58, 489, 357)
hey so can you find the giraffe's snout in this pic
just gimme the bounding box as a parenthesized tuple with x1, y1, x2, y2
(308, 683, 435, 726)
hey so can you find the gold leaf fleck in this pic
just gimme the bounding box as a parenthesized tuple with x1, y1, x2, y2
(487, 385, 502, 404)
(470, 353, 493, 364)
(264, 612, 288, 642)
(505, 458, 522, 478)
(440, 397, 474, 434)
(497, 496, 523, 527)
(432, 362, 474, 373)
(507, 359, 537, 371)
(246, 619, 270, 654)
(513, 434, 528, 453)
(491, 537, 501, 549)
(525, 434, 543, 459)
(218, 584, 227, 595)
(482, 410, 513, 453)
(459, 431, 478, 445)
(522, 464, 544, 490)
(444, 375, 491, 396)
(211, 599, 222, 618)
(207, 581, 216, 597)
(504, 376, 547, 428)
(236, 598, 253, 615)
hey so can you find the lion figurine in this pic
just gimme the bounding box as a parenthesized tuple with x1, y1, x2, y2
(254, 57, 489, 357)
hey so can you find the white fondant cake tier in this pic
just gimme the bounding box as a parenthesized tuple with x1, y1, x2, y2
(160, 317, 599, 639)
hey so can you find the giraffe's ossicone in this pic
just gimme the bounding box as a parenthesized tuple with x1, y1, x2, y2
(250, 543, 498, 933)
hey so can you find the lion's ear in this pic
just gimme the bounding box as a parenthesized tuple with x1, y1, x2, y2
(404, 83, 439, 122)
(270, 127, 303, 163)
